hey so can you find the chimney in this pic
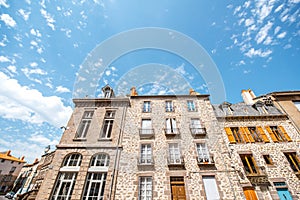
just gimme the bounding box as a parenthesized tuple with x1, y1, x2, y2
(189, 88, 200, 95)
(130, 87, 138, 96)
(34, 158, 39, 164)
(241, 89, 256, 105)
(21, 156, 25, 161)
(6, 150, 11, 156)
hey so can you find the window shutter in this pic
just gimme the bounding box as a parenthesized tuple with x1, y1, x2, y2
(225, 127, 236, 144)
(257, 127, 270, 143)
(278, 126, 292, 142)
(239, 127, 249, 143)
(243, 127, 255, 143)
(265, 126, 278, 142)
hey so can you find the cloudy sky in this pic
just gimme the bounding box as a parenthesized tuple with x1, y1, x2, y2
(0, 0, 299, 162)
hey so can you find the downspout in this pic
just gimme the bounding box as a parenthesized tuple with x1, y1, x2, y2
(108, 100, 128, 200)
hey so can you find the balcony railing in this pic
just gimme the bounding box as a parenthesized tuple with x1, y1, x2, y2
(167, 156, 184, 166)
(190, 127, 206, 136)
(164, 128, 180, 136)
(197, 155, 214, 166)
(137, 157, 154, 166)
(139, 129, 154, 139)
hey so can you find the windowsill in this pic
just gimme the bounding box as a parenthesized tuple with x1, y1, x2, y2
(73, 138, 87, 142)
(98, 138, 112, 141)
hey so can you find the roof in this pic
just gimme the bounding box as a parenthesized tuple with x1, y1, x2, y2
(213, 102, 284, 118)
(0, 150, 26, 163)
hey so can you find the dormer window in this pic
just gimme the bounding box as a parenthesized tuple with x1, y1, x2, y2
(254, 101, 268, 114)
(101, 84, 115, 98)
(220, 102, 233, 115)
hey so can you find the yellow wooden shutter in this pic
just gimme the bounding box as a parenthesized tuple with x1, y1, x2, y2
(225, 127, 236, 144)
(265, 126, 278, 142)
(243, 127, 255, 143)
(257, 126, 270, 143)
(243, 188, 258, 200)
(239, 127, 248, 143)
(278, 126, 292, 142)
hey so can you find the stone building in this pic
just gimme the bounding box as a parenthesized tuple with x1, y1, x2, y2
(36, 87, 300, 200)
(213, 89, 300, 200)
(0, 150, 26, 194)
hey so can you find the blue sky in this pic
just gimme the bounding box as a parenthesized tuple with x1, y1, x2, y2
(0, 0, 299, 162)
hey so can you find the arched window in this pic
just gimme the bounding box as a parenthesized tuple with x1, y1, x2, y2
(51, 153, 82, 200)
(82, 153, 110, 200)
(90, 153, 110, 167)
(62, 153, 82, 167)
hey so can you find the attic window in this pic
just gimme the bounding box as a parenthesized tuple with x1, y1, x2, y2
(223, 105, 233, 115)
(104, 89, 111, 98)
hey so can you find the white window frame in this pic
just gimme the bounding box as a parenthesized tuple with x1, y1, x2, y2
(101, 111, 115, 138)
(196, 143, 210, 163)
(190, 118, 205, 134)
(165, 118, 177, 134)
(141, 119, 152, 135)
(76, 111, 94, 139)
(51, 172, 77, 200)
(82, 172, 107, 200)
(187, 100, 196, 111)
(62, 154, 82, 167)
(168, 143, 181, 164)
(139, 177, 152, 200)
(143, 101, 151, 112)
(89, 154, 110, 172)
(165, 101, 174, 112)
(140, 144, 152, 164)
(294, 101, 300, 111)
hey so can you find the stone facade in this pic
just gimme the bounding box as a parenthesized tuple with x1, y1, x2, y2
(36, 87, 300, 200)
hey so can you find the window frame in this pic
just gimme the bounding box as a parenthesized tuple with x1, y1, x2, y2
(75, 111, 94, 139)
(196, 143, 211, 163)
(100, 110, 116, 139)
(165, 101, 174, 112)
(143, 101, 151, 112)
(284, 152, 300, 173)
(51, 172, 77, 200)
(187, 100, 196, 112)
(139, 144, 153, 164)
(240, 154, 260, 175)
(168, 143, 181, 164)
(138, 176, 153, 200)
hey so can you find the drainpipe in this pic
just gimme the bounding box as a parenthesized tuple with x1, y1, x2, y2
(108, 100, 128, 200)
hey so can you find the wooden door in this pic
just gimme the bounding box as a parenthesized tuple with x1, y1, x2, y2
(171, 183, 186, 200)
(243, 188, 258, 200)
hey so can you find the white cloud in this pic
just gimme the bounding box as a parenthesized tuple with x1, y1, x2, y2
(30, 62, 38, 67)
(175, 63, 187, 75)
(255, 21, 273, 44)
(283, 44, 292, 49)
(0, 0, 9, 8)
(245, 18, 254, 26)
(274, 4, 284, 13)
(30, 29, 42, 37)
(0, 55, 10, 62)
(105, 70, 111, 76)
(281, 14, 289, 22)
(245, 48, 272, 58)
(0, 35, 8, 47)
(243, 69, 251, 74)
(0, 72, 72, 127)
(18, 9, 31, 21)
(274, 26, 281, 35)
(7, 65, 17, 73)
(263, 36, 272, 45)
(55, 86, 71, 93)
(40, 9, 55, 30)
(277, 31, 287, 38)
(0, 14, 16, 27)
(257, 3, 274, 22)
(22, 67, 47, 76)
(29, 134, 59, 146)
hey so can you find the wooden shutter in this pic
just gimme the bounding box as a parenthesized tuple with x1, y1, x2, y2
(239, 127, 248, 143)
(243, 127, 255, 143)
(257, 126, 270, 143)
(278, 126, 292, 142)
(225, 127, 236, 144)
(243, 188, 258, 200)
(265, 126, 278, 142)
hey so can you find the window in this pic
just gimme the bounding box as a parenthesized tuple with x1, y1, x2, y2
(51, 154, 82, 200)
(165, 101, 174, 112)
(202, 176, 220, 200)
(190, 118, 205, 135)
(139, 177, 152, 200)
(294, 101, 300, 111)
(82, 154, 109, 200)
(82, 173, 107, 200)
(62, 154, 82, 167)
(196, 143, 212, 163)
(265, 126, 292, 142)
(223, 105, 233, 115)
(284, 152, 300, 174)
(187, 100, 196, 111)
(90, 154, 110, 168)
(140, 119, 153, 136)
(143, 101, 151, 112)
(9, 167, 16, 174)
(257, 106, 268, 114)
(165, 118, 178, 134)
(51, 172, 77, 200)
(263, 155, 273, 165)
(168, 143, 181, 164)
(240, 154, 259, 175)
(139, 144, 152, 164)
(1, 159, 4, 163)
(101, 111, 115, 139)
(76, 111, 94, 139)
(225, 127, 270, 144)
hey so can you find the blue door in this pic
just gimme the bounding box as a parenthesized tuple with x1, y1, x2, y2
(276, 188, 293, 200)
